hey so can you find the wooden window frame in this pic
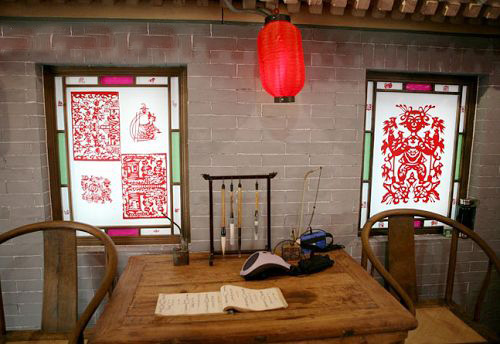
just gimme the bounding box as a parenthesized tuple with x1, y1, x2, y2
(43, 66, 190, 245)
(359, 71, 477, 236)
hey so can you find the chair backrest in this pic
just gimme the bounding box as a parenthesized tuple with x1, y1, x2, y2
(0, 221, 118, 344)
(361, 209, 500, 320)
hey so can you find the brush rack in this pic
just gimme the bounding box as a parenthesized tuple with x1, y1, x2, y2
(202, 172, 277, 266)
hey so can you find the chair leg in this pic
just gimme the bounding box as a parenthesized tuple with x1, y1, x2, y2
(77, 332, 85, 344)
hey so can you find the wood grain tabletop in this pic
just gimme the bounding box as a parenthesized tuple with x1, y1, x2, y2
(90, 251, 417, 344)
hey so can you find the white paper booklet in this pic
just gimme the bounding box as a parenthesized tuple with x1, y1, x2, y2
(155, 285, 288, 316)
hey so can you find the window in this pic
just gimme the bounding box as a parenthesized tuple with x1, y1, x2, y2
(44, 67, 189, 245)
(359, 72, 477, 234)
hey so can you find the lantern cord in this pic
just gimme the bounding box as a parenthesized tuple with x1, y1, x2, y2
(222, 0, 272, 17)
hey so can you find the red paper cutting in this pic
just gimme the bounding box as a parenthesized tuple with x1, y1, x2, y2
(129, 103, 161, 142)
(381, 104, 445, 205)
(81, 175, 112, 204)
(121, 154, 168, 219)
(71, 91, 121, 161)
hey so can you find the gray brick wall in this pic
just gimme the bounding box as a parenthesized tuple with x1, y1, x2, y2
(0, 21, 499, 332)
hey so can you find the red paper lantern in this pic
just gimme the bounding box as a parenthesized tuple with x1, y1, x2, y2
(257, 14, 305, 103)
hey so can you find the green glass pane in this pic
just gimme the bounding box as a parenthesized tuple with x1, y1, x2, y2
(172, 132, 181, 183)
(363, 132, 372, 181)
(454, 134, 463, 180)
(57, 133, 68, 185)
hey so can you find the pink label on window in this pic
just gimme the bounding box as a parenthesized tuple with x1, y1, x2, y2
(413, 220, 423, 229)
(405, 83, 432, 91)
(100, 76, 134, 85)
(108, 228, 140, 237)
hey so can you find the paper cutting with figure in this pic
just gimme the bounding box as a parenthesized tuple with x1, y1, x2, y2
(81, 175, 112, 204)
(121, 154, 168, 219)
(381, 104, 445, 205)
(129, 103, 161, 142)
(71, 91, 121, 161)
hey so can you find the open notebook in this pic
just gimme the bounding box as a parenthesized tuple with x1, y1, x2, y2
(155, 285, 288, 316)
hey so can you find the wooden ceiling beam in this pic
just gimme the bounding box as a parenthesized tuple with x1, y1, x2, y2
(151, 0, 164, 6)
(287, 2, 301, 12)
(372, 7, 388, 17)
(308, 3, 324, 14)
(265, 1, 277, 10)
(419, 0, 438, 15)
(197, 0, 209, 6)
(101, 0, 116, 5)
(442, 1, 461, 16)
(243, 0, 257, 8)
(1, 1, 499, 35)
(125, 0, 139, 5)
(354, 0, 371, 10)
(410, 11, 425, 20)
(376, 0, 394, 11)
(391, 8, 407, 18)
(483, 4, 500, 18)
(399, 0, 417, 13)
(352, 8, 367, 16)
(330, 0, 347, 14)
(430, 11, 446, 21)
(462, 2, 481, 17)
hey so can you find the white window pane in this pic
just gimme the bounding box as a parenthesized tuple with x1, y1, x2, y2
(141, 228, 170, 235)
(136, 76, 169, 85)
(459, 86, 467, 133)
(66, 87, 171, 227)
(66, 76, 98, 85)
(173, 185, 182, 232)
(61, 186, 71, 220)
(377, 82, 403, 90)
(451, 182, 460, 220)
(170, 77, 179, 130)
(365, 81, 373, 131)
(55, 77, 65, 130)
(370, 92, 458, 217)
(435, 84, 459, 93)
(360, 182, 369, 228)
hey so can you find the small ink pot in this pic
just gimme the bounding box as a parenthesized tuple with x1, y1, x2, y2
(172, 247, 189, 266)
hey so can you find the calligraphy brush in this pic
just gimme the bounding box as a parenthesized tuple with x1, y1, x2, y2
(254, 181, 259, 241)
(237, 179, 242, 257)
(229, 180, 235, 247)
(221, 181, 226, 256)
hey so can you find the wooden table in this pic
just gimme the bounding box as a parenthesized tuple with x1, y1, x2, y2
(91, 251, 417, 343)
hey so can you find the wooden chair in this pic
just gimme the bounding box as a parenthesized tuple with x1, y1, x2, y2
(361, 209, 500, 343)
(0, 221, 118, 344)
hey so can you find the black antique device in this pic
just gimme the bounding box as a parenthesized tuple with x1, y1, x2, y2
(240, 251, 334, 280)
(455, 198, 478, 239)
(240, 251, 292, 280)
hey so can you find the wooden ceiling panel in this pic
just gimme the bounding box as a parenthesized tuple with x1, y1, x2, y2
(484, 4, 500, 19)
(442, 1, 461, 16)
(400, 0, 418, 13)
(462, 2, 482, 17)
(287, 1, 301, 11)
(372, 7, 388, 17)
(0, 0, 497, 35)
(354, 0, 371, 10)
(420, 0, 438, 15)
(376, 0, 395, 11)
(242, 0, 256, 8)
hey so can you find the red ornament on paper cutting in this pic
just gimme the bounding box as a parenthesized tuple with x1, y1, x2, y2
(71, 91, 121, 161)
(380, 104, 445, 205)
(121, 154, 168, 219)
(129, 103, 161, 142)
(81, 175, 112, 204)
